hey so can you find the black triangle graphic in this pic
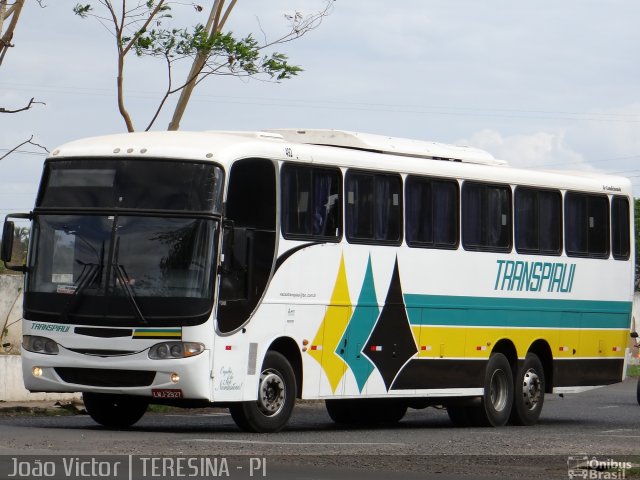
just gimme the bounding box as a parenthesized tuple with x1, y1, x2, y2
(363, 258, 418, 390)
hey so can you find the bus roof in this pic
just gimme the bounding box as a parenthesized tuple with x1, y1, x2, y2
(48, 130, 631, 196)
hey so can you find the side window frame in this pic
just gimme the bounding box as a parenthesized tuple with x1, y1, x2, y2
(345, 170, 403, 246)
(611, 195, 631, 261)
(405, 175, 459, 250)
(514, 186, 562, 256)
(461, 181, 512, 253)
(564, 191, 610, 259)
(280, 163, 343, 242)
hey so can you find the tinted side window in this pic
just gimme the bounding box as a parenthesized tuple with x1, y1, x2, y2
(565, 192, 609, 258)
(346, 171, 402, 244)
(406, 176, 459, 249)
(281, 164, 342, 240)
(462, 182, 512, 252)
(611, 196, 630, 260)
(514, 187, 562, 255)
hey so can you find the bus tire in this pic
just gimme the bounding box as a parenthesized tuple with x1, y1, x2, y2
(229, 351, 296, 433)
(447, 405, 473, 427)
(471, 352, 514, 427)
(376, 400, 408, 424)
(325, 399, 406, 425)
(325, 399, 356, 424)
(82, 392, 148, 428)
(636, 377, 640, 406)
(510, 353, 545, 425)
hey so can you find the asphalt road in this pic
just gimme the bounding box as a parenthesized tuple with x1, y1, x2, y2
(0, 378, 639, 479)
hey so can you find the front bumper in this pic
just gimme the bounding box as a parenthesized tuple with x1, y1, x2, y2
(22, 347, 212, 401)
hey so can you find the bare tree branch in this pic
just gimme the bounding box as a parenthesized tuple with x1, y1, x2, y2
(0, 97, 46, 113)
(0, 135, 49, 161)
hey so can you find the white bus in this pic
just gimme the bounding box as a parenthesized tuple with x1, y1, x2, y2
(2, 129, 634, 432)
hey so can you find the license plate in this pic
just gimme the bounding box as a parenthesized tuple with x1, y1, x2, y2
(151, 389, 183, 399)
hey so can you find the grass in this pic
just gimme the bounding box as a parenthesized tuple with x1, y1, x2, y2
(628, 365, 640, 377)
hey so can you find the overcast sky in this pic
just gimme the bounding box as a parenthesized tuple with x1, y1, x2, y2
(2, 0, 640, 217)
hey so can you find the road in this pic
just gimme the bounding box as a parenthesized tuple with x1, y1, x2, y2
(0, 378, 639, 479)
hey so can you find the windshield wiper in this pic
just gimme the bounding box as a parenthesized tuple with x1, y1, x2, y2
(113, 237, 148, 325)
(60, 261, 102, 322)
(60, 238, 106, 321)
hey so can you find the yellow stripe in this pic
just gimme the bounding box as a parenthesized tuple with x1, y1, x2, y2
(411, 326, 627, 359)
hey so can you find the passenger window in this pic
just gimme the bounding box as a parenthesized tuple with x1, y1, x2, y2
(565, 192, 609, 258)
(281, 164, 342, 240)
(405, 176, 458, 249)
(514, 187, 562, 255)
(462, 182, 512, 252)
(345, 171, 402, 245)
(611, 196, 630, 260)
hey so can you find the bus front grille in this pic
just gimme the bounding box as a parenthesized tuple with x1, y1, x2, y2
(54, 368, 156, 387)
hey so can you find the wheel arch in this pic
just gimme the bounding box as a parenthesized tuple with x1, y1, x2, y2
(527, 339, 554, 393)
(491, 338, 518, 373)
(267, 336, 303, 398)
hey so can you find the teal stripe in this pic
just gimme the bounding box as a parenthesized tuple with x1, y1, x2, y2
(404, 294, 631, 329)
(338, 255, 379, 392)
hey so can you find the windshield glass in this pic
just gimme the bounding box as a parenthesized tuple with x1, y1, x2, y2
(38, 159, 224, 213)
(26, 215, 218, 326)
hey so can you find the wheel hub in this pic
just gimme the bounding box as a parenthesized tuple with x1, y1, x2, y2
(522, 369, 542, 410)
(489, 369, 509, 411)
(258, 370, 285, 417)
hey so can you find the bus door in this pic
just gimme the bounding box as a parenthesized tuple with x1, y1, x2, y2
(216, 159, 277, 390)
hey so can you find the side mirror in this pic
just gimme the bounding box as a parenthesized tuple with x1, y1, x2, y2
(2, 213, 31, 272)
(1, 221, 15, 263)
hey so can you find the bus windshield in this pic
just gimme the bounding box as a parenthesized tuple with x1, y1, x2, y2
(26, 215, 218, 327)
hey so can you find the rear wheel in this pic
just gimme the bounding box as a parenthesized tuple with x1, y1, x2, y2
(229, 351, 296, 433)
(470, 353, 514, 427)
(82, 392, 148, 428)
(510, 353, 545, 425)
(636, 377, 640, 406)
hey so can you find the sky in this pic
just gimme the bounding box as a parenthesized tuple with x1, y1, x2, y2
(2, 0, 640, 221)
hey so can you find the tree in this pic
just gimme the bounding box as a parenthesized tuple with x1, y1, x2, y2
(0, 0, 24, 67)
(1, 0, 48, 159)
(74, 1, 334, 132)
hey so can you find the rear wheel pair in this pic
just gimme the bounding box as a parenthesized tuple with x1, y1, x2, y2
(447, 352, 545, 427)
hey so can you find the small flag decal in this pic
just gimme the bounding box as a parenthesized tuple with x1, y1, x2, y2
(133, 328, 181, 340)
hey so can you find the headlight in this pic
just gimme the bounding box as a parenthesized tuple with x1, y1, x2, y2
(23, 335, 59, 355)
(148, 342, 204, 360)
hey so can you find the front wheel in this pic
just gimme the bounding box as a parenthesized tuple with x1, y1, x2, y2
(229, 351, 296, 433)
(470, 352, 514, 427)
(510, 353, 545, 425)
(82, 392, 148, 428)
